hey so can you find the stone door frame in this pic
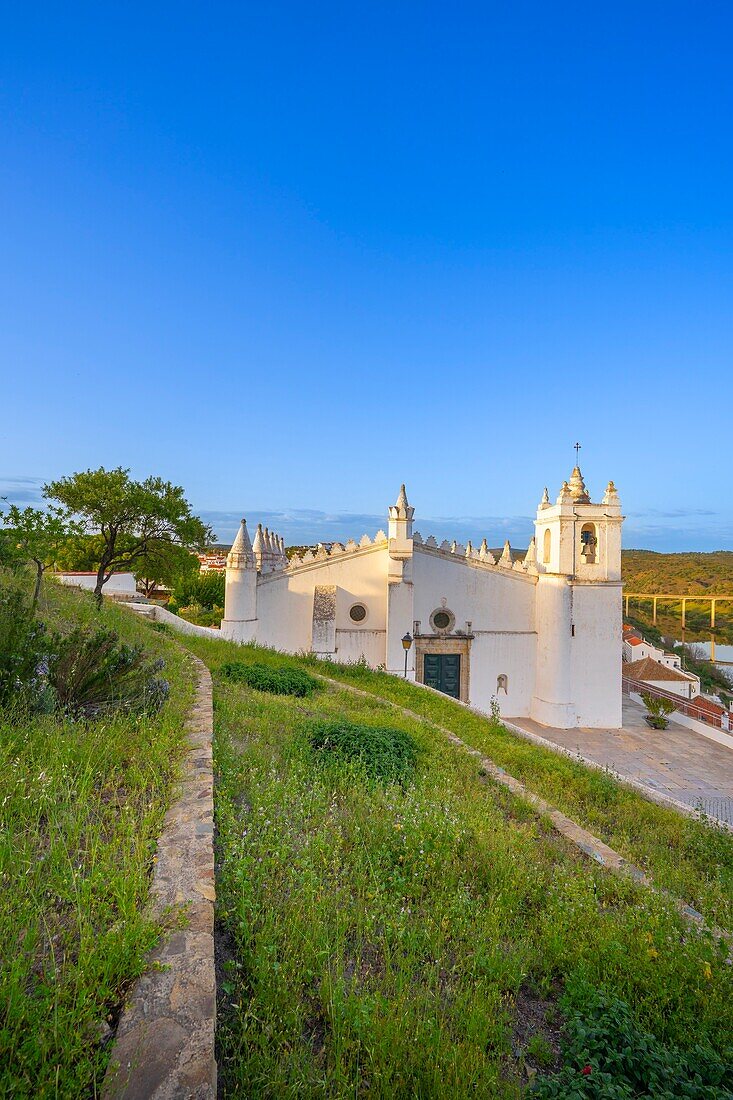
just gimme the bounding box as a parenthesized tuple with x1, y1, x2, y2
(414, 634, 472, 703)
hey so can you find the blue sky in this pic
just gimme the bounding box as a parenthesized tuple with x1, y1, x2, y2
(1, 3, 732, 550)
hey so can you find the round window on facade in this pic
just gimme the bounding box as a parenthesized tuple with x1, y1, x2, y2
(349, 603, 367, 623)
(430, 608, 455, 633)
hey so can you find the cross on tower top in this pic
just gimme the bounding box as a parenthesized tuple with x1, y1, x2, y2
(574, 442, 582, 462)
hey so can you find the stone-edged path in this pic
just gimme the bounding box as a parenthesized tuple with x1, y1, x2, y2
(507, 696, 733, 827)
(104, 655, 217, 1100)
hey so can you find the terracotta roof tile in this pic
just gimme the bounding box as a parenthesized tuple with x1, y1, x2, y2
(694, 697, 726, 717)
(623, 656, 695, 683)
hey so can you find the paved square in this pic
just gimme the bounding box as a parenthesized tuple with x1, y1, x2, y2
(509, 698, 733, 826)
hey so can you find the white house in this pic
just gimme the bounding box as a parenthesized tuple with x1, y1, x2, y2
(622, 635, 657, 664)
(220, 465, 624, 730)
(623, 656, 700, 700)
(622, 632, 685, 672)
(622, 628, 700, 699)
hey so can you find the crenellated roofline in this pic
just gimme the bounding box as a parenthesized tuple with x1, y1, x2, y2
(256, 527, 539, 585)
(413, 533, 538, 583)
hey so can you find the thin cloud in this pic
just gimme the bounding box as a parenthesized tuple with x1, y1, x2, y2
(204, 506, 733, 553)
(626, 508, 718, 519)
(3, 479, 730, 552)
(0, 475, 44, 504)
(200, 508, 535, 547)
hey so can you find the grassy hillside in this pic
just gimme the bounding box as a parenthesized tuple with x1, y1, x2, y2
(0, 576, 194, 1097)
(622, 550, 733, 594)
(174, 635, 733, 1097)
(622, 551, 733, 643)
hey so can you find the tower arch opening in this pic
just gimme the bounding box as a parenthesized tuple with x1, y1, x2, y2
(580, 522, 597, 564)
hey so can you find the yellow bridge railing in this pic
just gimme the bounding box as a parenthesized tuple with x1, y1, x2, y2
(624, 593, 733, 629)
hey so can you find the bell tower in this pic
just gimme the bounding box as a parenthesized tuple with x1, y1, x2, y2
(532, 467, 624, 729)
(534, 467, 622, 581)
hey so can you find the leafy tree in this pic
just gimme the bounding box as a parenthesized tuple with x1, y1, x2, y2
(133, 543, 200, 599)
(0, 504, 80, 609)
(44, 467, 211, 605)
(54, 532, 110, 571)
(172, 567, 225, 610)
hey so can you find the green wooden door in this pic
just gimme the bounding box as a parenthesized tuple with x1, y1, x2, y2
(423, 653, 461, 699)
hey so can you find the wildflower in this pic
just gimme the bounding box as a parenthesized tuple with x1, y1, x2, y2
(647, 947, 658, 959)
(394, 822, 403, 831)
(581, 1065, 592, 1076)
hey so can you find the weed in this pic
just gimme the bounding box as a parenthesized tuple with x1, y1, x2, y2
(533, 984, 733, 1097)
(48, 626, 170, 719)
(525, 1033, 556, 1069)
(0, 582, 48, 708)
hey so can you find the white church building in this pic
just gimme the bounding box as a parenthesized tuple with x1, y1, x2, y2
(221, 466, 624, 730)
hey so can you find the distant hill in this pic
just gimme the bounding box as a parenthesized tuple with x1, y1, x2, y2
(622, 550, 733, 594)
(622, 550, 733, 644)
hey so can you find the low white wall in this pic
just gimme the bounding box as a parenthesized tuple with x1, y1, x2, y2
(55, 571, 137, 595)
(134, 604, 220, 638)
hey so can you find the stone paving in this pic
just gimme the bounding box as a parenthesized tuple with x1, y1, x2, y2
(104, 655, 216, 1100)
(508, 696, 733, 826)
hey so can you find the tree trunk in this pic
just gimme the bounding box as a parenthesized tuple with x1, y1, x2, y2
(94, 562, 107, 607)
(32, 560, 43, 611)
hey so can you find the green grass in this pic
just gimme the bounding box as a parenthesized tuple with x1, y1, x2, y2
(182, 637, 733, 935)
(310, 655, 733, 931)
(0, 577, 194, 1098)
(174, 635, 733, 1096)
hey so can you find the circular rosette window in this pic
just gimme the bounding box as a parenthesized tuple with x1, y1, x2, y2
(430, 608, 455, 633)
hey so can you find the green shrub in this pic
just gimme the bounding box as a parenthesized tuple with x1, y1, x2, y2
(533, 985, 733, 1098)
(173, 570, 225, 610)
(48, 627, 170, 719)
(308, 719, 419, 784)
(219, 661, 319, 697)
(178, 603, 223, 627)
(0, 582, 49, 710)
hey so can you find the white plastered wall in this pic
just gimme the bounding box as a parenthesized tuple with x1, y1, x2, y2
(411, 549, 537, 717)
(570, 582, 623, 728)
(255, 545, 389, 662)
(641, 679, 697, 700)
(532, 575, 575, 727)
(55, 572, 137, 595)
